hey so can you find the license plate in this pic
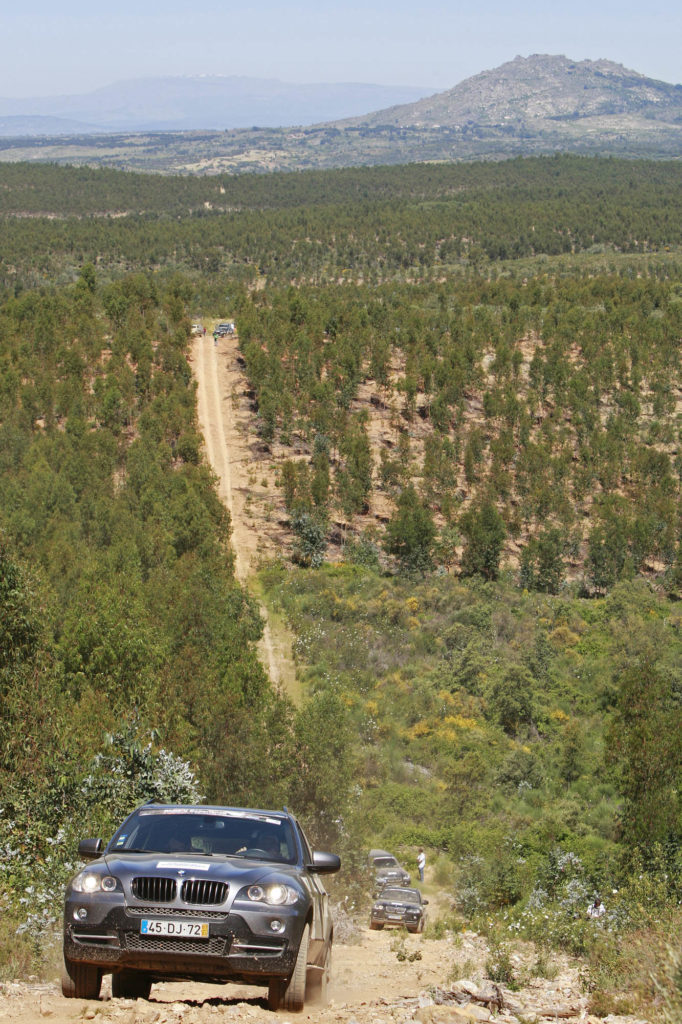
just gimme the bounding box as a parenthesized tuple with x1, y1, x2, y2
(141, 919, 209, 938)
(387, 914, 402, 920)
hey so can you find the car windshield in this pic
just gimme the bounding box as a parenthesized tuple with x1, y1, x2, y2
(374, 857, 399, 869)
(380, 888, 419, 902)
(107, 809, 298, 864)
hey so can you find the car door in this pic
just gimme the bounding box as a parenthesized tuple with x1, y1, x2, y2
(294, 821, 330, 958)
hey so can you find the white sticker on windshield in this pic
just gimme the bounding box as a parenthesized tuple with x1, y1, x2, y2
(138, 807, 283, 825)
(156, 860, 211, 871)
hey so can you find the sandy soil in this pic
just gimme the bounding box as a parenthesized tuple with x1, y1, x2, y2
(0, 919, 475, 1023)
(191, 330, 298, 700)
(0, 904, 608, 1024)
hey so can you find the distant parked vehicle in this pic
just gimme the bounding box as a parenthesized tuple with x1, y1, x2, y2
(191, 323, 203, 335)
(367, 849, 410, 892)
(215, 321, 235, 336)
(369, 886, 428, 933)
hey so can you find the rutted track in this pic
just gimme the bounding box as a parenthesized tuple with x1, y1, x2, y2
(192, 330, 297, 699)
(0, 914, 611, 1024)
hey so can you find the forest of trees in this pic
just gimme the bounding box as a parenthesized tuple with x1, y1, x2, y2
(0, 266, 354, 974)
(233, 265, 682, 591)
(0, 156, 680, 1017)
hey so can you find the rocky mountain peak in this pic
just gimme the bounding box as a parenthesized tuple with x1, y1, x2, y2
(342, 53, 681, 129)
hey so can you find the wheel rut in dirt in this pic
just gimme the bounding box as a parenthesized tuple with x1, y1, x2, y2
(192, 331, 298, 701)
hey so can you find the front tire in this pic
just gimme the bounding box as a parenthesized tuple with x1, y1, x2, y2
(111, 970, 152, 1000)
(269, 923, 310, 1012)
(369, 921, 384, 930)
(61, 957, 101, 1000)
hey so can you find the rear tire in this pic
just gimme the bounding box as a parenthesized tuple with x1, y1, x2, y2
(111, 970, 152, 1000)
(267, 978, 285, 1011)
(61, 957, 101, 1000)
(267, 978, 283, 1011)
(307, 938, 332, 1006)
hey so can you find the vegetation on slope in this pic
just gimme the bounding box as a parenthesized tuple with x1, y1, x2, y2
(234, 263, 682, 588)
(260, 562, 682, 1015)
(0, 268, 355, 973)
(0, 157, 680, 1016)
(2, 156, 682, 292)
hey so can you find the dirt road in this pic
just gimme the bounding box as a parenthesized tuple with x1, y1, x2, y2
(192, 330, 298, 700)
(0, 915, 602, 1024)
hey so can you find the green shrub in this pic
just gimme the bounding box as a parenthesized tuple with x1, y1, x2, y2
(0, 913, 36, 981)
(485, 938, 518, 988)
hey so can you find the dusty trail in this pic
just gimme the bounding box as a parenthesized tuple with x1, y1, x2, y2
(0, 921, 487, 1024)
(0, 897, 616, 1024)
(192, 330, 297, 699)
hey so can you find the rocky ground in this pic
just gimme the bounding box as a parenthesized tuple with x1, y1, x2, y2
(0, 912, 649, 1024)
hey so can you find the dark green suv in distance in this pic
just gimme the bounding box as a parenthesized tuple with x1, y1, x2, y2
(369, 886, 428, 933)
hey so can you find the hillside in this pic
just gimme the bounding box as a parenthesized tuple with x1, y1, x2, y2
(342, 54, 682, 128)
(1, 55, 681, 172)
(0, 157, 680, 1020)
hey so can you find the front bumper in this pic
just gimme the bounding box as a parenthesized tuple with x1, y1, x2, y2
(64, 895, 304, 983)
(370, 911, 422, 929)
(374, 874, 410, 892)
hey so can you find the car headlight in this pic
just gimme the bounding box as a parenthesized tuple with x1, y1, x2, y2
(71, 871, 119, 894)
(246, 883, 299, 906)
(373, 903, 385, 911)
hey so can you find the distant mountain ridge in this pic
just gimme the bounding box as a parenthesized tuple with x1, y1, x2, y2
(0, 76, 433, 135)
(339, 54, 682, 129)
(0, 55, 680, 170)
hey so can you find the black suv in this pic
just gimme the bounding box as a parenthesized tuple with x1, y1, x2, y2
(62, 803, 340, 1012)
(367, 848, 411, 893)
(369, 886, 428, 932)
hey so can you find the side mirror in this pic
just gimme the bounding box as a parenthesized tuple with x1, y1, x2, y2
(78, 838, 103, 860)
(423, 899, 429, 905)
(310, 850, 341, 874)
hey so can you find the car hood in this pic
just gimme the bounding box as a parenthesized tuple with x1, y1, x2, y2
(96, 852, 300, 888)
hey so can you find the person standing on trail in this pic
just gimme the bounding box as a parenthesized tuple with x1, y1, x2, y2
(213, 331, 218, 346)
(417, 848, 426, 882)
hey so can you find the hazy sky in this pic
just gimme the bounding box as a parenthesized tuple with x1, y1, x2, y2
(4, 0, 681, 98)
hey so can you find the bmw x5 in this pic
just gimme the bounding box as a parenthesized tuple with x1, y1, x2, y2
(62, 803, 340, 1012)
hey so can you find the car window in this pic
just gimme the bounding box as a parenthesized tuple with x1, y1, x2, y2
(378, 888, 406, 900)
(295, 823, 313, 864)
(109, 810, 297, 864)
(374, 857, 399, 868)
(380, 888, 419, 902)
